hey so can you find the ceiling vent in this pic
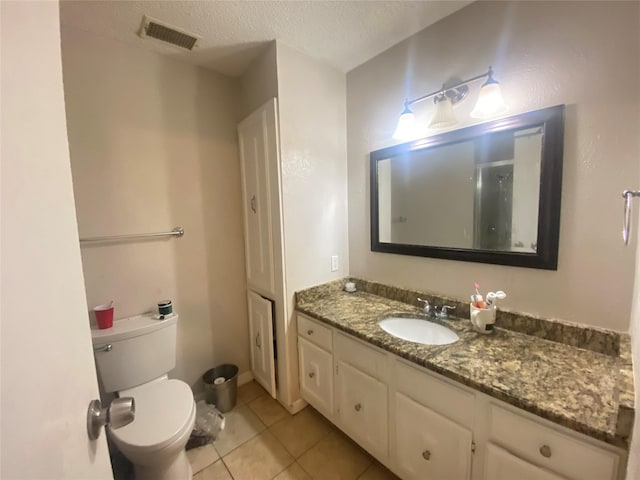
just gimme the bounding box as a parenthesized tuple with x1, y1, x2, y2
(139, 16, 200, 51)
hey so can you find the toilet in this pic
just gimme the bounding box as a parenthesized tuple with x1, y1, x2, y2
(92, 313, 196, 480)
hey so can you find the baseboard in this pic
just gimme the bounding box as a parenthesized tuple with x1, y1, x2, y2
(238, 370, 254, 386)
(287, 397, 308, 414)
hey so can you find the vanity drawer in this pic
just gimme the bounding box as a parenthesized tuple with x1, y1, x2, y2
(395, 360, 474, 428)
(297, 313, 332, 352)
(334, 331, 387, 381)
(489, 404, 620, 480)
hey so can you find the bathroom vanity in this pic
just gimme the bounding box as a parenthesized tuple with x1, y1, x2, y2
(295, 279, 632, 480)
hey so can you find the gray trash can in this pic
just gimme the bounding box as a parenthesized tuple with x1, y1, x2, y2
(203, 364, 238, 413)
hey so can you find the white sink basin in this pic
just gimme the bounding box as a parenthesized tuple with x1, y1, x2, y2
(379, 317, 459, 346)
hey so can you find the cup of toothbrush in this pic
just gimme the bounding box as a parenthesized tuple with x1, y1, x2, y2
(470, 285, 506, 334)
(470, 303, 496, 334)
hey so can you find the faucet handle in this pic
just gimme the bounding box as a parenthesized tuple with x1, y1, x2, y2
(437, 305, 456, 319)
(417, 298, 430, 312)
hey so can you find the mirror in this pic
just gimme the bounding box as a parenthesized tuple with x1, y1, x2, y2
(371, 105, 564, 269)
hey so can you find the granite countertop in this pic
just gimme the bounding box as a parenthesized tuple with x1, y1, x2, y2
(296, 281, 633, 449)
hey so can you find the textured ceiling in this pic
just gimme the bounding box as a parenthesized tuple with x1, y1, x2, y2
(59, 1, 471, 77)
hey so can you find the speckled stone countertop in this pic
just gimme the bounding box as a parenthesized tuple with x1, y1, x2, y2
(295, 279, 634, 449)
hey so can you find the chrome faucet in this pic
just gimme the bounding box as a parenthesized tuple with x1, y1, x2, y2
(417, 298, 456, 319)
(437, 305, 456, 319)
(417, 297, 435, 316)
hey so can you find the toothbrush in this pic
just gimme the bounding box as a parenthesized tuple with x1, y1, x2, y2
(472, 283, 484, 305)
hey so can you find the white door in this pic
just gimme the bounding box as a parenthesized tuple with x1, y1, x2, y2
(248, 291, 277, 397)
(238, 100, 279, 297)
(395, 392, 473, 480)
(485, 443, 567, 480)
(1, 2, 113, 478)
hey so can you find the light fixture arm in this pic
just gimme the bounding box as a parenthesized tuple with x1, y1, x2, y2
(405, 67, 494, 108)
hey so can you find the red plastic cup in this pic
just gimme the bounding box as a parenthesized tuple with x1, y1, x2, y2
(94, 304, 114, 329)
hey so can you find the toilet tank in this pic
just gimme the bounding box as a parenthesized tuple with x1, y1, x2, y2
(91, 313, 179, 393)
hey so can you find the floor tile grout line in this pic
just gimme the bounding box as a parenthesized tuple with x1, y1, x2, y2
(214, 403, 269, 459)
(267, 456, 296, 480)
(269, 422, 334, 461)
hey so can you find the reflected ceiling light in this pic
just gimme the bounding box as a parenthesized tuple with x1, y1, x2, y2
(393, 66, 507, 141)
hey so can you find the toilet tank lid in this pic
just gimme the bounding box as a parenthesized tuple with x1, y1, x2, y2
(91, 313, 178, 344)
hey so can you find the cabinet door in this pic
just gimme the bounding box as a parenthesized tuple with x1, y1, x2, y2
(485, 443, 567, 480)
(238, 99, 278, 296)
(248, 291, 276, 397)
(298, 337, 333, 417)
(336, 360, 388, 458)
(395, 392, 472, 480)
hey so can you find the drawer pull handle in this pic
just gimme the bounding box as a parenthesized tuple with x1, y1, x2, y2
(539, 445, 552, 458)
(422, 450, 431, 461)
(308, 372, 315, 379)
(307, 329, 314, 335)
(354, 403, 362, 412)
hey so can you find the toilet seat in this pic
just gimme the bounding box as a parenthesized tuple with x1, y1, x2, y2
(110, 379, 195, 453)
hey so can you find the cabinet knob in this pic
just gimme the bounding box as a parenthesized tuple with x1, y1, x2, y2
(307, 329, 314, 335)
(422, 450, 431, 461)
(539, 445, 552, 458)
(354, 403, 362, 412)
(308, 372, 315, 379)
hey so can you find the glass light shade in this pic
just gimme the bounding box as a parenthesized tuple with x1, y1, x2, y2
(428, 97, 458, 129)
(470, 82, 507, 118)
(392, 110, 418, 141)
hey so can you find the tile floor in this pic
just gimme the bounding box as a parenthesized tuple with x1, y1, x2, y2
(187, 381, 399, 480)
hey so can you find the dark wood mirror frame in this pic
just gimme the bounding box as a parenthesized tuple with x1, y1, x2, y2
(370, 104, 565, 270)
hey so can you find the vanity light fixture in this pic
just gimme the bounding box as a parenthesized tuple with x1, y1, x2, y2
(393, 66, 507, 141)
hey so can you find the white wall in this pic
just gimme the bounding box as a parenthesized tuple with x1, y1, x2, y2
(347, 1, 640, 331)
(240, 42, 278, 120)
(60, 27, 249, 391)
(276, 42, 349, 401)
(1, 2, 112, 477)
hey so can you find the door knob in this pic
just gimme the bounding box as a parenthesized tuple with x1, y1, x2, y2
(87, 397, 135, 440)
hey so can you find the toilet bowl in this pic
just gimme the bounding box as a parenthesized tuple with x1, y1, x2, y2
(109, 379, 196, 480)
(91, 313, 195, 480)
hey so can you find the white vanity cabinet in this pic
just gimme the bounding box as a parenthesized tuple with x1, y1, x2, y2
(487, 404, 622, 480)
(394, 361, 474, 480)
(297, 314, 334, 418)
(334, 332, 389, 459)
(395, 393, 473, 480)
(294, 313, 627, 480)
(485, 443, 566, 480)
